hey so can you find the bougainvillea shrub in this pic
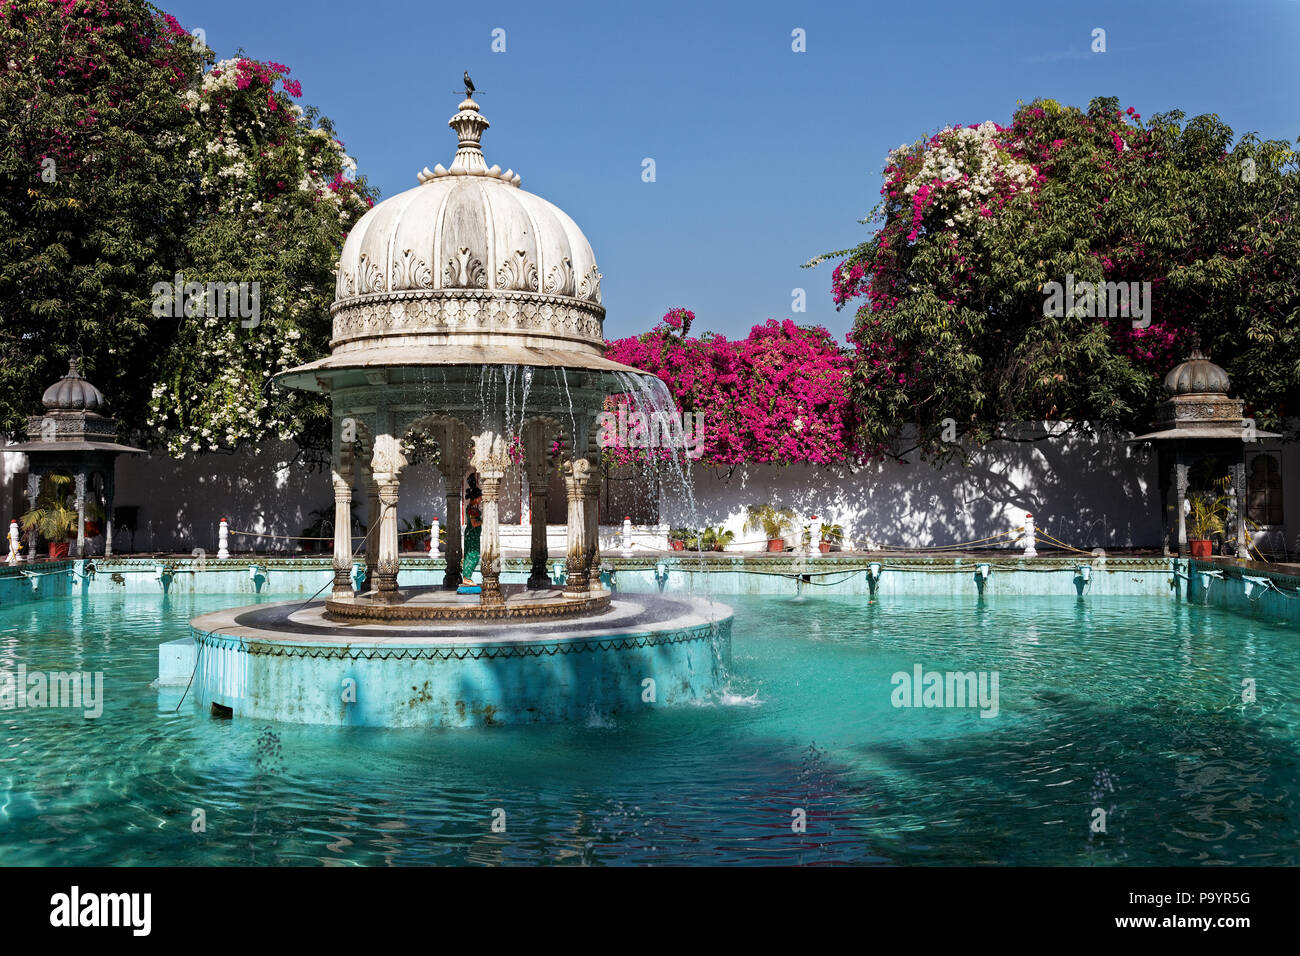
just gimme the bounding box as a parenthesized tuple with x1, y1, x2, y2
(605, 310, 858, 466)
(147, 53, 373, 457)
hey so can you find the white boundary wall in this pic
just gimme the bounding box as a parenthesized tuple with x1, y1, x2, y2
(3, 423, 1296, 554)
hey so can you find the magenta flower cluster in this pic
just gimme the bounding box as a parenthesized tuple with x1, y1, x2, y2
(605, 312, 858, 466)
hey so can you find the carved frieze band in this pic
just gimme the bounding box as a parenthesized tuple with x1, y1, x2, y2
(331, 290, 606, 345)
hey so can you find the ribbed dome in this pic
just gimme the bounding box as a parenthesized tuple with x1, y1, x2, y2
(1163, 348, 1231, 395)
(328, 96, 603, 357)
(42, 358, 105, 411)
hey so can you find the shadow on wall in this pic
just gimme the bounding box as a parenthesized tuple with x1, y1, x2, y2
(110, 441, 469, 553)
(659, 424, 1159, 550)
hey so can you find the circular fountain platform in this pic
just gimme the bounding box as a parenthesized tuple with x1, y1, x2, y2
(190, 594, 732, 728)
(325, 584, 610, 622)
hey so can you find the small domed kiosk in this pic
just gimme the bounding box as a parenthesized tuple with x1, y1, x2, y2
(190, 90, 732, 727)
(1131, 345, 1280, 558)
(8, 358, 144, 558)
(273, 93, 648, 618)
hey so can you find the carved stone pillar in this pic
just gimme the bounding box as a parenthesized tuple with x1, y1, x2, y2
(370, 434, 407, 603)
(331, 467, 354, 598)
(478, 471, 504, 605)
(373, 475, 400, 602)
(25, 471, 39, 563)
(1232, 460, 1248, 559)
(528, 481, 549, 588)
(1174, 458, 1189, 558)
(563, 457, 593, 597)
(359, 463, 379, 591)
(584, 464, 601, 590)
(523, 421, 552, 589)
(102, 471, 114, 558)
(443, 484, 463, 589)
(74, 469, 87, 559)
(471, 432, 510, 607)
(440, 430, 467, 590)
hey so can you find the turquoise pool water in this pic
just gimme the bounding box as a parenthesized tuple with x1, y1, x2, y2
(1, 590, 1296, 865)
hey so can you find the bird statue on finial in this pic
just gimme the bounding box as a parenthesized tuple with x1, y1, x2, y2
(463, 71, 475, 96)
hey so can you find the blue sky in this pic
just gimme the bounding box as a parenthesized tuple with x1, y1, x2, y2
(166, 0, 1300, 341)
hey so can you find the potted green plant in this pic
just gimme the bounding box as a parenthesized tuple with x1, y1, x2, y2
(822, 523, 845, 552)
(745, 503, 794, 553)
(20, 473, 100, 559)
(1187, 489, 1229, 558)
(668, 527, 690, 551)
(699, 526, 734, 552)
(401, 515, 431, 551)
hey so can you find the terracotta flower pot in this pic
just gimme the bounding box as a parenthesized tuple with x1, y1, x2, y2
(85, 520, 101, 538)
(767, 538, 785, 553)
(1189, 539, 1213, 558)
(48, 541, 69, 559)
(670, 540, 685, 551)
(819, 541, 831, 553)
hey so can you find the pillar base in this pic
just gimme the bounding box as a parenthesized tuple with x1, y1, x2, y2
(563, 554, 588, 597)
(373, 562, 400, 602)
(331, 567, 353, 600)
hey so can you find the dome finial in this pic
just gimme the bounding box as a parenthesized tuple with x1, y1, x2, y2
(416, 88, 522, 187)
(447, 95, 489, 175)
(1164, 336, 1231, 396)
(42, 355, 105, 411)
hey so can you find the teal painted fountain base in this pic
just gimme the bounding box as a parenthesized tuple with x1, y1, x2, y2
(189, 594, 731, 727)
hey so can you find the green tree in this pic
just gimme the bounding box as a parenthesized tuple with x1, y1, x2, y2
(0, 0, 204, 435)
(811, 97, 1300, 462)
(0, 2, 375, 461)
